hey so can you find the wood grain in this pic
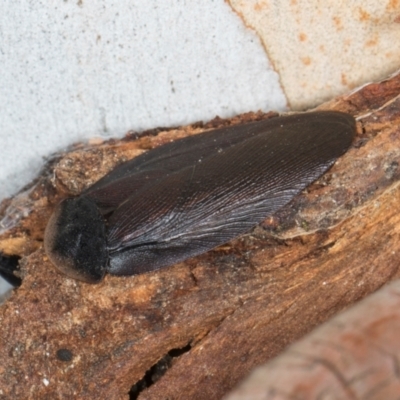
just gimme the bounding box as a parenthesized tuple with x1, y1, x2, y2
(1, 73, 400, 400)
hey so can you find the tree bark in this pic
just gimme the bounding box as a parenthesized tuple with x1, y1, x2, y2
(1, 72, 400, 400)
(224, 279, 400, 400)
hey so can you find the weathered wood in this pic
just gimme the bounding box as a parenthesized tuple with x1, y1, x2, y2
(224, 279, 400, 400)
(1, 73, 400, 399)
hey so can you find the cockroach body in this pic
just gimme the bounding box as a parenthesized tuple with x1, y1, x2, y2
(44, 111, 356, 283)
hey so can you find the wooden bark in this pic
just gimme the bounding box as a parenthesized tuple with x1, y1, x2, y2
(224, 279, 400, 400)
(1, 72, 400, 399)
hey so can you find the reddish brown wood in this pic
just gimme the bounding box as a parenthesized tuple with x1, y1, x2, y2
(1, 73, 400, 399)
(224, 279, 400, 400)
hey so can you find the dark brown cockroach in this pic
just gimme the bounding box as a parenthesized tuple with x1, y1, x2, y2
(0, 254, 21, 286)
(43, 111, 356, 283)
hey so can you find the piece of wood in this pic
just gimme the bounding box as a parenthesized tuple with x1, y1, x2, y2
(1, 73, 400, 399)
(223, 279, 400, 400)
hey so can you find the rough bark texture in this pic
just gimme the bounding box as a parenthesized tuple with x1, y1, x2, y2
(1, 72, 400, 399)
(223, 279, 400, 400)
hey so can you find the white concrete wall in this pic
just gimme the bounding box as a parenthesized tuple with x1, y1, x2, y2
(0, 0, 286, 199)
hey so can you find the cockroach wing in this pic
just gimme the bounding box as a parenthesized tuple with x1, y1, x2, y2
(106, 112, 355, 276)
(84, 123, 274, 212)
(84, 112, 342, 213)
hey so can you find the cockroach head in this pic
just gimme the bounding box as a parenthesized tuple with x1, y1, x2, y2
(44, 197, 108, 283)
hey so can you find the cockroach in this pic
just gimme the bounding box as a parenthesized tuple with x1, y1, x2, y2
(0, 254, 21, 286)
(43, 111, 355, 283)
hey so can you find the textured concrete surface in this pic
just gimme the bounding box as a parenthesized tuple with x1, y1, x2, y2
(230, 0, 400, 109)
(0, 0, 285, 200)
